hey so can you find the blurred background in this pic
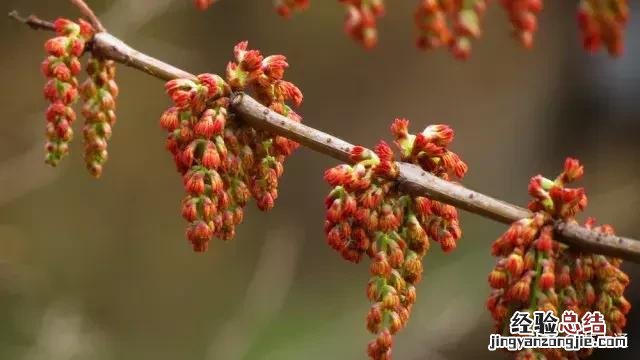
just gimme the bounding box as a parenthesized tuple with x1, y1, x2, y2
(1, 1, 638, 359)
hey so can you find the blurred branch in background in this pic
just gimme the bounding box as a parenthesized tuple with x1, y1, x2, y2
(22, 301, 111, 360)
(206, 225, 301, 360)
(8, 6, 640, 263)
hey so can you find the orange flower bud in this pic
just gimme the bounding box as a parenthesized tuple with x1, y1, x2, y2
(539, 271, 555, 290)
(509, 276, 532, 302)
(506, 252, 525, 277)
(370, 252, 392, 277)
(185, 172, 206, 195)
(488, 269, 508, 289)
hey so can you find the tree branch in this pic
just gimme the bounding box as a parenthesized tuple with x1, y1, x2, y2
(10, 10, 640, 263)
(8, 11, 55, 31)
(70, 0, 106, 32)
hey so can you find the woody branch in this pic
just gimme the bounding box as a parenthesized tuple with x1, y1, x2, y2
(9, 8, 640, 263)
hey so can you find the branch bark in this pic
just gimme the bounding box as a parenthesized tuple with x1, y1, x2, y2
(10, 11, 640, 263)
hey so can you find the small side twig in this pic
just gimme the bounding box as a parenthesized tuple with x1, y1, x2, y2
(8, 11, 55, 31)
(70, 0, 106, 32)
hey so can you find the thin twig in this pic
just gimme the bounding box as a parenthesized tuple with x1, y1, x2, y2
(70, 0, 106, 32)
(8, 11, 55, 31)
(9, 10, 640, 263)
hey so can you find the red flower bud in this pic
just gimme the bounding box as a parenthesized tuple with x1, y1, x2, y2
(539, 271, 555, 290)
(561, 157, 584, 183)
(185, 172, 206, 195)
(278, 80, 303, 107)
(187, 221, 212, 252)
(509, 276, 532, 302)
(262, 55, 289, 80)
(202, 144, 221, 169)
(370, 252, 392, 277)
(160, 107, 180, 131)
(54, 18, 78, 36)
(488, 268, 508, 289)
(506, 252, 525, 277)
(181, 198, 199, 222)
(44, 37, 68, 57)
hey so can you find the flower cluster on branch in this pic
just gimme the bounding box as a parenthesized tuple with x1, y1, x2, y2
(80, 56, 118, 177)
(193, 0, 631, 58)
(487, 158, 630, 359)
(275, 0, 310, 18)
(339, 0, 386, 49)
(41, 18, 120, 177)
(578, 0, 630, 56)
(415, 0, 488, 59)
(41, 19, 91, 166)
(324, 119, 467, 359)
(162, 42, 303, 251)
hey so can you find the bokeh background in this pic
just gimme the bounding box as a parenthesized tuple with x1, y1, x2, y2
(1, 1, 639, 359)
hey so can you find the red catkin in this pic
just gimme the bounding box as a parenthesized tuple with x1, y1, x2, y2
(577, 0, 629, 56)
(324, 118, 467, 359)
(339, 0, 386, 49)
(275, 0, 310, 18)
(80, 57, 118, 177)
(193, 0, 630, 58)
(162, 42, 303, 251)
(42, 18, 95, 166)
(500, 0, 543, 49)
(487, 158, 631, 359)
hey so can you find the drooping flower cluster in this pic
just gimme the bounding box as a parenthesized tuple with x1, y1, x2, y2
(324, 119, 467, 359)
(577, 0, 630, 56)
(162, 41, 303, 252)
(500, 0, 544, 49)
(41, 18, 94, 166)
(414, 0, 488, 60)
(487, 158, 630, 359)
(80, 57, 119, 177)
(339, 0, 386, 49)
(275, 0, 310, 18)
(193, 0, 631, 58)
(193, 0, 217, 11)
(578, 219, 631, 337)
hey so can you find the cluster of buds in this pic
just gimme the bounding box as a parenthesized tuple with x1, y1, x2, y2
(193, 0, 217, 11)
(162, 42, 303, 251)
(324, 119, 467, 359)
(414, 0, 488, 60)
(41, 18, 94, 166)
(226, 42, 303, 210)
(80, 57, 119, 177)
(579, 219, 631, 336)
(275, 0, 310, 18)
(339, 0, 386, 49)
(487, 158, 630, 359)
(193, 0, 631, 58)
(500, 0, 543, 49)
(577, 0, 630, 56)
